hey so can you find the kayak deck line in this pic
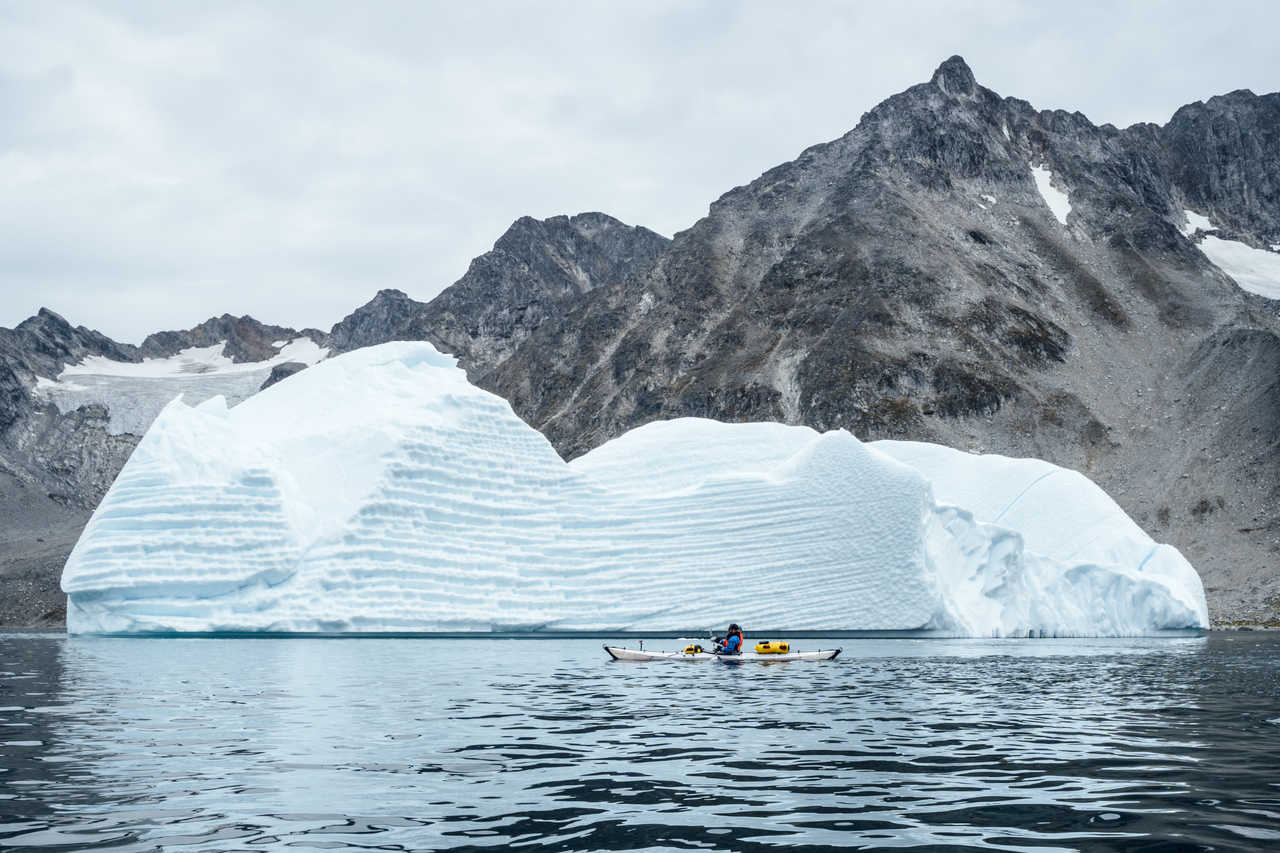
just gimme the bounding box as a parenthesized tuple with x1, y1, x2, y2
(603, 644, 841, 662)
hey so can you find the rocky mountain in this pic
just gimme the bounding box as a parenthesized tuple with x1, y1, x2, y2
(327, 212, 669, 369)
(1, 58, 1277, 626)
(140, 314, 326, 363)
(0, 310, 142, 624)
(461, 58, 1280, 624)
(1157, 89, 1280, 241)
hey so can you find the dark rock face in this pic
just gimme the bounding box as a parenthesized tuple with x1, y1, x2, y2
(430, 213, 668, 365)
(141, 314, 325, 363)
(0, 309, 140, 430)
(481, 58, 1224, 452)
(0, 309, 320, 506)
(260, 361, 308, 391)
(1159, 91, 1280, 242)
(931, 55, 978, 98)
(0, 312, 145, 626)
(327, 213, 669, 372)
(326, 289, 433, 354)
(0, 307, 138, 435)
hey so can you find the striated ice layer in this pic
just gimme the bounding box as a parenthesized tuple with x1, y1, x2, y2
(872, 441, 1209, 637)
(61, 342, 1208, 636)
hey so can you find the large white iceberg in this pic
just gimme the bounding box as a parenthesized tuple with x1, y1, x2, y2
(60, 342, 1207, 636)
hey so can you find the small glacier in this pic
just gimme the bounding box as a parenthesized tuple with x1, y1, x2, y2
(60, 342, 1208, 636)
(37, 338, 329, 436)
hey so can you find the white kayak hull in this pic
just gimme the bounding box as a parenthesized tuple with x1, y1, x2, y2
(604, 645, 841, 662)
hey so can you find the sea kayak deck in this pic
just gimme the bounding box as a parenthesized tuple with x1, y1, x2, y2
(604, 645, 841, 662)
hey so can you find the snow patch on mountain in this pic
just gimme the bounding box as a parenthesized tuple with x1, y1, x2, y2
(1030, 165, 1072, 225)
(1179, 209, 1280, 300)
(1181, 209, 1215, 235)
(60, 342, 1207, 636)
(1198, 236, 1280, 300)
(61, 338, 326, 378)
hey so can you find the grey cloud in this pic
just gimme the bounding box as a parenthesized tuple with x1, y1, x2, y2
(2, 0, 1278, 342)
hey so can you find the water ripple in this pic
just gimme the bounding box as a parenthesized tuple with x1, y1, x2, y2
(1, 633, 1278, 851)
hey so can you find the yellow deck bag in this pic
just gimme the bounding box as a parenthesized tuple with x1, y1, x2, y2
(754, 640, 790, 654)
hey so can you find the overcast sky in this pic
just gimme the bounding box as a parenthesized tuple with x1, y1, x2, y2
(3, 1, 1278, 342)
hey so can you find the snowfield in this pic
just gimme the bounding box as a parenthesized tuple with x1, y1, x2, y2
(36, 338, 328, 435)
(61, 338, 327, 378)
(1031, 164, 1071, 226)
(1181, 209, 1280, 300)
(60, 342, 1208, 636)
(1198, 235, 1280, 300)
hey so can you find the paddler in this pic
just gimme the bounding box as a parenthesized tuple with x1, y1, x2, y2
(716, 623, 745, 655)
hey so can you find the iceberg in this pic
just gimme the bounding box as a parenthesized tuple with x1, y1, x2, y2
(60, 342, 1207, 636)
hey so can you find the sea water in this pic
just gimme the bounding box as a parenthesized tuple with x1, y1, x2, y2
(1, 633, 1278, 851)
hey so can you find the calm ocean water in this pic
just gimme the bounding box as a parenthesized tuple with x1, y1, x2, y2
(1, 632, 1278, 852)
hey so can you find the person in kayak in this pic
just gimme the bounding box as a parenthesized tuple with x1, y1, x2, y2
(715, 624, 745, 655)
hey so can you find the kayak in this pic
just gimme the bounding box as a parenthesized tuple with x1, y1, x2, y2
(604, 644, 841, 662)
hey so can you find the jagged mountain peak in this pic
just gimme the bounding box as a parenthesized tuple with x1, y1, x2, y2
(139, 314, 315, 363)
(930, 55, 978, 97)
(369, 288, 414, 303)
(324, 210, 669, 362)
(1209, 88, 1261, 104)
(4, 308, 141, 379)
(1161, 88, 1280, 239)
(492, 211, 665, 259)
(568, 210, 625, 227)
(18, 307, 72, 330)
(326, 289, 430, 355)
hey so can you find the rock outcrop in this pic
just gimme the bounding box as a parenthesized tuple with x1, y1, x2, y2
(1158, 90, 1280, 242)
(259, 361, 309, 391)
(140, 314, 325, 363)
(327, 212, 669, 371)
